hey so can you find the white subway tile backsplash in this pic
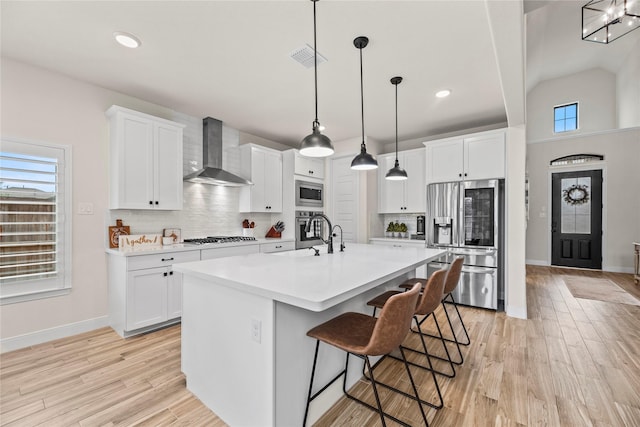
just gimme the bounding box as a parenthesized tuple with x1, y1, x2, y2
(107, 183, 283, 240)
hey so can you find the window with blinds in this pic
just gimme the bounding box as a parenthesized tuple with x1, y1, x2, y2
(0, 138, 71, 304)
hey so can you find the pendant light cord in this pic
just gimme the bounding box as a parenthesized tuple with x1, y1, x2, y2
(395, 82, 399, 161)
(313, 0, 319, 127)
(359, 47, 365, 146)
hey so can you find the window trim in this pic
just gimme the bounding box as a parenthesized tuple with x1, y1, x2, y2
(1, 137, 72, 305)
(553, 102, 579, 134)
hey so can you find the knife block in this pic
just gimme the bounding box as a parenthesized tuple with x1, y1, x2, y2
(265, 226, 281, 238)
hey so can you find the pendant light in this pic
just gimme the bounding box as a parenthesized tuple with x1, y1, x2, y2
(350, 36, 378, 170)
(385, 76, 408, 180)
(300, 0, 334, 158)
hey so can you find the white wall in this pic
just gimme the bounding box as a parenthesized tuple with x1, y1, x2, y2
(527, 68, 616, 142)
(0, 59, 280, 348)
(617, 38, 640, 129)
(526, 128, 640, 272)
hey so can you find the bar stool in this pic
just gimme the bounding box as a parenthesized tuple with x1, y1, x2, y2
(303, 283, 427, 427)
(365, 269, 450, 410)
(399, 257, 469, 364)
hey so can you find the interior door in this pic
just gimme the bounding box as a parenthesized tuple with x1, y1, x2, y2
(551, 170, 602, 269)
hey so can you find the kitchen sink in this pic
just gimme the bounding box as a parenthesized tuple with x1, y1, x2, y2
(270, 246, 329, 257)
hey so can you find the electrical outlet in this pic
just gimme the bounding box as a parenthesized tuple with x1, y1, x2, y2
(78, 202, 94, 215)
(251, 318, 261, 343)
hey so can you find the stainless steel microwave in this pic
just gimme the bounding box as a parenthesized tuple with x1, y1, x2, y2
(295, 180, 323, 208)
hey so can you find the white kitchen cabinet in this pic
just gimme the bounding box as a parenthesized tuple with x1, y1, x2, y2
(108, 249, 200, 337)
(425, 130, 505, 183)
(294, 151, 325, 179)
(106, 105, 184, 210)
(369, 238, 427, 277)
(378, 148, 426, 213)
(237, 144, 283, 213)
(260, 240, 295, 253)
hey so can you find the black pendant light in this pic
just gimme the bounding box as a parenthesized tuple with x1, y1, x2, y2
(300, 0, 334, 158)
(350, 36, 378, 170)
(385, 76, 408, 180)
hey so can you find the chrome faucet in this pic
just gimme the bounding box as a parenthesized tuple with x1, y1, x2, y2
(305, 214, 333, 254)
(332, 225, 345, 252)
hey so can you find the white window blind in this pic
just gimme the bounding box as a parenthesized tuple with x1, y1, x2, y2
(0, 138, 71, 303)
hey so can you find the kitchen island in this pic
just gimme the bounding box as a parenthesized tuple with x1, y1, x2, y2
(174, 243, 444, 426)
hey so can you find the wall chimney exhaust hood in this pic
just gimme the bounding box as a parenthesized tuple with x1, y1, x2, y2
(183, 117, 253, 186)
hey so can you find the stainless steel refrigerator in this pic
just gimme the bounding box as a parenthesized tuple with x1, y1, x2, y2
(425, 179, 504, 310)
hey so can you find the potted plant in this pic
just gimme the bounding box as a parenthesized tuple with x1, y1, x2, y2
(386, 222, 394, 238)
(393, 222, 401, 238)
(399, 223, 408, 238)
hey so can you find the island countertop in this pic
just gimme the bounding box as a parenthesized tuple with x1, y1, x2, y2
(174, 243, 445, 312)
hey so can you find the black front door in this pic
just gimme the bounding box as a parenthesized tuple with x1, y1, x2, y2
(551, 170, 602, 269)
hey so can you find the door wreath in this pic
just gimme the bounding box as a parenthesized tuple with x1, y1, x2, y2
(563, 184, 589, 205)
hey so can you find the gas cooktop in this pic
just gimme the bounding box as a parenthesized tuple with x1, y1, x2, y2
(183, 236, 257, 245)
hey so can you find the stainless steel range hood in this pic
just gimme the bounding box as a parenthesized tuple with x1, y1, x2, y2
(183, 117, 253, 186)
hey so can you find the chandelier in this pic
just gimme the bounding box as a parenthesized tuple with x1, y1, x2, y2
(582, 0, 640, 44)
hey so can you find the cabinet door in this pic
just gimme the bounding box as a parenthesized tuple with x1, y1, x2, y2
(264, 150, 282, 212)
(378, 155, 405, 213)
(403, 151, 426, 213)
(154, 123, 183, 210)
(426, 139, 464, 183)
(251, 149, 268, 212)
(294, 152, 324, 179)
(126, 267, 168, 331)
(167, 270, 182, 320)
(464, 133, 505, 180)
(115, 114, 154, 209)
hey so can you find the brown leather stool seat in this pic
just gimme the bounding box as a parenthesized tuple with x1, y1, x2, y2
(303, 283, 428, 427)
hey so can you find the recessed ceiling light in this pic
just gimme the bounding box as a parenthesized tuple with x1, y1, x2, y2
(435, 89, 451, 98)
(114, 32, 141, 48)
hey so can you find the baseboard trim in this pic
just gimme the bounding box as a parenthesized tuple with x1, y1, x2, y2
(506, 305, 527, 319)
(525, 259, 548, 266)
(1, 316, 110, 354)
(603, 266, 634, 274)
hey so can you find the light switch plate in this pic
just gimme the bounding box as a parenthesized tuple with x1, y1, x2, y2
(78, 202, 94, 215)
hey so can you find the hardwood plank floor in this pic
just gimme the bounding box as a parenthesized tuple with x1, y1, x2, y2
(1, 266, 639, 426)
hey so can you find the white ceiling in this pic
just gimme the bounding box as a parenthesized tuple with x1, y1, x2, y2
(1, 1, 638, 148)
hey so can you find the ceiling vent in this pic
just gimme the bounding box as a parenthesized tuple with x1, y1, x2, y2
(289, 44, 327, 68)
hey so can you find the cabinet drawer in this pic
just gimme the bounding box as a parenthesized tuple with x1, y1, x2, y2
(127, 250, 200, 271)
(260, 241, 295, 253)
(201, 244, 260, 260)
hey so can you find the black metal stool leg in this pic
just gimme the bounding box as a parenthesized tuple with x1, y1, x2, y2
(445, 293, 471, 346)
(303, 340, 320, 427)
(399, 346, 430, 426)
(343, 353, 417, 427)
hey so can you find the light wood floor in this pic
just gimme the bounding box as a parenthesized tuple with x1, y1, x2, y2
(1, 266, 639, 426)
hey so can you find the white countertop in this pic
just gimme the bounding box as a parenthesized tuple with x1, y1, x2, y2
(369, 237, 426, 244)
(105, 237, 294, 256)
(174, 243, 444, 311)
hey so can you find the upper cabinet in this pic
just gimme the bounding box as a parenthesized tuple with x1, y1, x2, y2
(424, 130, 505, 183)
(237, 144, 283, 213)
(378, 148, 426, 213)
(107, 106, 185, 210)
(294, 151, 325, 180)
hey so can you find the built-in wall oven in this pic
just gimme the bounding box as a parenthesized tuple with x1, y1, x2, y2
(295, 180, 323, 208)
(295, 210, 325, 249)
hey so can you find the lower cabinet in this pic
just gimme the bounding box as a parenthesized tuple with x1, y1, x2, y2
(369, 238, 428, 277)
(108, 249, 200, 338)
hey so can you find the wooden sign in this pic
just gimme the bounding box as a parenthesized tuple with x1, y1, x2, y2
(108, 219, 130, 248)
(119, 234, 162, 250)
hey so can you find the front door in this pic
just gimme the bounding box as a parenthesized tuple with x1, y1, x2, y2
(551, 170, 602, 269)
